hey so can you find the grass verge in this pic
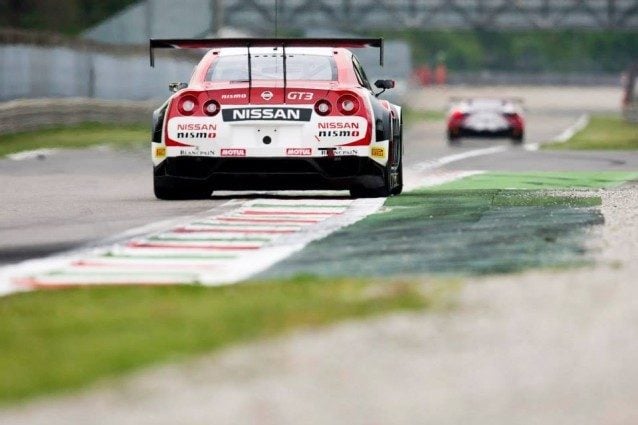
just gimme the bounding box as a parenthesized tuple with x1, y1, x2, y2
(544, 115, 638, 150)
(403, 107, 446, 125)
(428, 171, 638, 191)
(0, 276, 447, 405)
(0, 123, 148, 157)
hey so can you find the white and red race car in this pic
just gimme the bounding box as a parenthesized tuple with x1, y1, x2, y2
(446, 98, 525, 145)
(149, 38, 403, 199)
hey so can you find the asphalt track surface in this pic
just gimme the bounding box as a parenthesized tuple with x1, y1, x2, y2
(1, 88, 637, 268)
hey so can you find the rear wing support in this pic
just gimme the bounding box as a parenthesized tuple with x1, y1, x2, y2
(149, 37, 384, 67)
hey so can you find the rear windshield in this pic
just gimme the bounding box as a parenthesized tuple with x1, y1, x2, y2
(207, 53, 337, 82)
(468, 100, 506, 112)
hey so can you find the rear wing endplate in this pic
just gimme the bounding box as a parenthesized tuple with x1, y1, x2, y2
(149, 37, 384, 67)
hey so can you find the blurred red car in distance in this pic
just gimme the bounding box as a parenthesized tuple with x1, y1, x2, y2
(446, 98, 525, 145)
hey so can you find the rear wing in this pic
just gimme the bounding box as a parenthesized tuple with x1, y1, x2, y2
(149, 37, 384, 67)
(449, 96, 524, 104)
(150, 37, 383, 103)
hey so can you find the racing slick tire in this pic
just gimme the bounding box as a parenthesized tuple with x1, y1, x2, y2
(350, 114, 403, 198)
(349, 169, 392, 198)
(154, 177, 212, 200)
(447, 131, 461, 146)
(391, 123, 404, 195)
(351, 125, 402, 198)
(511, 132, 524, 145)
(391, 159, 403, 196)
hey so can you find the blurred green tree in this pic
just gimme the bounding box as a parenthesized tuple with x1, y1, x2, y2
(0, 0, 136, 35)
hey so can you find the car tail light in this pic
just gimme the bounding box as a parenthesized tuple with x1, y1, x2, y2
(178, 96, 198, 116)
(203, 100, 220, 116)
(504, 113, 523, 128)
(449, 111, 467, 125)
(337, 94, 359, 115)
(314, 99, 332, 116)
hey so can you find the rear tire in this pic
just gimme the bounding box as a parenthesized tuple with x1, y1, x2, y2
(447, 130, 461, 145)
(349, 163, 393, 198)
(511, 132, 524, 145)
(350, 110, 403, 198)
(391, 130, 403, 196)
(154, 178, 212, 200)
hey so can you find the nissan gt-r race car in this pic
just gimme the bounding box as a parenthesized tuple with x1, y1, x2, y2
(446, 98, 525, 145)
(149, 38, 403, 199)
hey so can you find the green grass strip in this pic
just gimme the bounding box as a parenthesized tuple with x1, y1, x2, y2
(543, 115, 638, 150)
(423, 171, 638, 191)
(402, 107, 446, 124)
(0, 123, 149, 157)
(0, 277, 443, 404)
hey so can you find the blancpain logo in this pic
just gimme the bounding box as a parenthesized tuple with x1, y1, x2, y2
(261, 91, 273, 101)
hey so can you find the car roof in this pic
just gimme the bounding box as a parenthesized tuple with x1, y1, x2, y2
(190, 47, 360, 87)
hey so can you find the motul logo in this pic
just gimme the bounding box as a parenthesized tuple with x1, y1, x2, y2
(286, 148, 312, 156)
(221, 148, 246, 157)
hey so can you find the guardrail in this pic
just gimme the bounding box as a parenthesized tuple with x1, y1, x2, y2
(0, 98, 157, 135)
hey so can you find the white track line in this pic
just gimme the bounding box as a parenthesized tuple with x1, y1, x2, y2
(553, 114, 590, 143)
(6, 148, 58, 161)
(405, 146, 508, 191)
(525, 113, 590, 151)
(410, 146, 509, 173)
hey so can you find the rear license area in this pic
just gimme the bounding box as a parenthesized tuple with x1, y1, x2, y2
(465, 113, 508, 131)
(230, 124, 305, 150)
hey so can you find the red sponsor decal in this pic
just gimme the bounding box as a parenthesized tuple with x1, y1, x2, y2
(221, 148, 246, 157)
(317, 122, 359, 129)
(177, 123, 217, 131)
(286, 148, 312, 156)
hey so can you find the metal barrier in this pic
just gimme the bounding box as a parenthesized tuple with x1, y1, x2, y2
(0, 29, 197, 102)
(0, 98, 157, 135)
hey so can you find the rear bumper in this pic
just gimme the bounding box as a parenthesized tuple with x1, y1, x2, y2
(154, 156, 386, 191)
(454, 126, 517, 138)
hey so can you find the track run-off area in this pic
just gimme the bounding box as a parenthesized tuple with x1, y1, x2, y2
(1, 86, 637, 295)
(1, 86, 638, 424)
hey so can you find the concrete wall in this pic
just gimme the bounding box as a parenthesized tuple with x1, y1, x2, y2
(0, 44, 197, 101)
